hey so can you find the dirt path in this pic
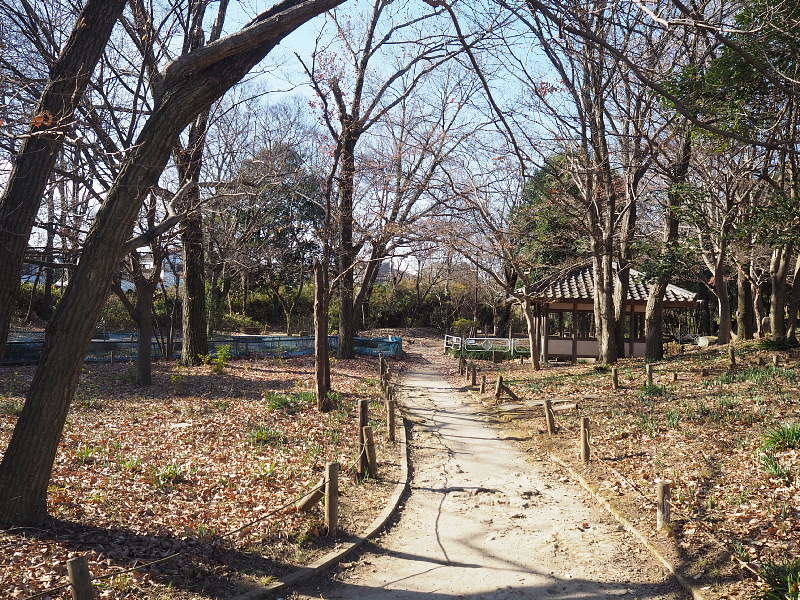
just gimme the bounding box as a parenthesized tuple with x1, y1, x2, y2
(292, 349, 687, 599)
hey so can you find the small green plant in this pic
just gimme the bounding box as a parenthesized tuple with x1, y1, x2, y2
(707, 366, 797, 386)
(730, 542, 751, 563)
(759, 451, 792, 481)
(255, 462, 278, 480)
(76, 394, 103, 410)
(665, 409, 682, 428)
(198, 353, 212, 365)
(641, 383, 666, 398)
(249, 426, 286, 446)
(120, 457, 143, 472)
(0, 397, 23, 415)
(762, 422, 800, 451)
(264, 391, 314, 413)
(213, 399, 231, 411)
(169, 372, 186, 385)
(759, 559, 800, 600)
(638, 414, 660, 435)
(155, 463, 187, 489)
(75, 445, 101, 464)
(216, 344, 233, 363)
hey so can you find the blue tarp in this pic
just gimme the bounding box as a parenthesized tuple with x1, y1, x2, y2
(1, 334, 403, 365)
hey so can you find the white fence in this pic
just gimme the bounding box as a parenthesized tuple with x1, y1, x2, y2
(443, 334, 531, 355)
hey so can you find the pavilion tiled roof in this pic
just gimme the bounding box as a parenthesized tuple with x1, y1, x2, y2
(530, 263, 698, 304)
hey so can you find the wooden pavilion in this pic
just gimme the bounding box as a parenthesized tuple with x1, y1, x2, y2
(527, 263, 699, 361)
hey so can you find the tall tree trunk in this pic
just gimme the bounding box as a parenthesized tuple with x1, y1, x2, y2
(787, 254, 800, 341)
(0, 0, 126, 353)
(593, 250, 617, 364)
(736, 266, 755, 340)
(769, 245, 792, 342)
(713, 264, 732, 344)
(314, 259, 332, 411)
(134, 282, 156, 386)
(337, 136, 357, 359)
(180, 211, 208, 364)
(0, 0, 346, 527)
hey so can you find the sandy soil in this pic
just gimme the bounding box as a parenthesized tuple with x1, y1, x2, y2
(291, 335, 687, 599)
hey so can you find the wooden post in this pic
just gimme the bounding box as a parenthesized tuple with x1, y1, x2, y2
(358, 400, 368, 477)
(544, 399, 555, 435)
(67, 556, 93, 600)
(480, 375, 486, 394)
(656, 480, 671, 530)
(645, 363, 653, 386)
(700, 367, 709, 377)
(325, 462, 339, 536)
(611, 366, 619, 390)
(772, 354, 779, 367)
(580, 417, 590, 463)
(672, 371, 678, 382)
(110, 351, 115, 365)
(459, 355, 465, 375)
(519, 355, 523, 366)
(388, 399, 396, 442)
(470, 364, 477, 387)
(363, 426, 377, 478)
(757, 355, 765, 366)
(494, 375, 503, 399)
(728, 343, 736, 369)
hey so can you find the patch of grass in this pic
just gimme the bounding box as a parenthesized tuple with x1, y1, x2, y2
(255, 462, 277, 480)
(757, 337, 800, 352)
(249, 425, 286, 446)
(75, 445, 101, 464)
(758, 452, 792, 481)
(76, 394, 103, 410)
(641, 383, 666, 398)
(706, 366, 797, 387)
(638, 414, 660, 436)
(665, 409, 682, 428)
(759, 559, 800, 600)
(762, 423, 800, 451)
(0, 397, 23, 415)
(120, 457, 143, 472)
(154, 463, 187, 489)
(264, 391, 314, 413)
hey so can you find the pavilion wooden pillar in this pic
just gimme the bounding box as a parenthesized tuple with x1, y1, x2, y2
(571, 302, 578, 362)
(628, 303, 635, 357)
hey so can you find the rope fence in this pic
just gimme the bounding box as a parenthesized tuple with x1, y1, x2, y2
(19, 355, 400, 600)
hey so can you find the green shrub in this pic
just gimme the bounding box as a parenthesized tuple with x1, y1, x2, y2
(264, 391, 314, 413)
(155, 463, 187, 489)
(97, 295, 135, 331)
(218, 313, 262, 333)
(762, 423, 800, 451)
(452, 318, 478, 337)
(0, 398, 23, 415)
(641, 383, 666, 398)
(760, 559, 800, 600)
(759, 452, 792, 481)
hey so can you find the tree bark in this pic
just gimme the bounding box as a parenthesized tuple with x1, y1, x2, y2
(0, 0, 127, 353)
(787, 254, 800, 341)
(769, 245, 792, 342)
(521, 297, 541, 371)
(713, 264, 732, 344)
(736, 266, 755, 340)
(134, 282, 156, 386)
(593, 249, 617, 364)
(0, 0, 346, 527)
(314, 259, 332, 411)
(337, 136, 357, 359)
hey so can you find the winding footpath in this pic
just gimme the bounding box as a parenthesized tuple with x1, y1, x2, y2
(292, 346, 687, 599)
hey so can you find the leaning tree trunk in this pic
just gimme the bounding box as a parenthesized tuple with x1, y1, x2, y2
(314, 259, 332, 411)
(521, 297, 541, 371)
(0, 0, 346, 527)
(0, 0, 126, 353)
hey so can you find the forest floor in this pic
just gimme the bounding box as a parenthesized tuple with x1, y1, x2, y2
(292, 330, 685, 599)
(0, 352, 402, 599)
(453, 339, 800, 600)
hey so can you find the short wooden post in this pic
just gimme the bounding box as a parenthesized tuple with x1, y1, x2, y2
(611, 366, 619, 390)
(544, 399, 556, 435)
(757, 355, 765, 366)
(645, 363, 653, 386)
(494, 375, 503, 399)
(700, 367, 709, 377)
(110, 351, 115, 365)
(459, 355, 465, 375)
(772, 354, 779, 367)
(480, 375, 486, 394)
(387, 399, 396, 442)
(470, 364, 477, 386)
(325, 462, 339, 536)
(728, 343, 736, 369)
(519, 356, 524, 366)
(363, 426, 377, 477)
(656, 480, 671, 530)
(671, 371, 678, 382)
(580, 417, 590, 463)
(67, 556, 93, 600)
(358, 400, 368, 477)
